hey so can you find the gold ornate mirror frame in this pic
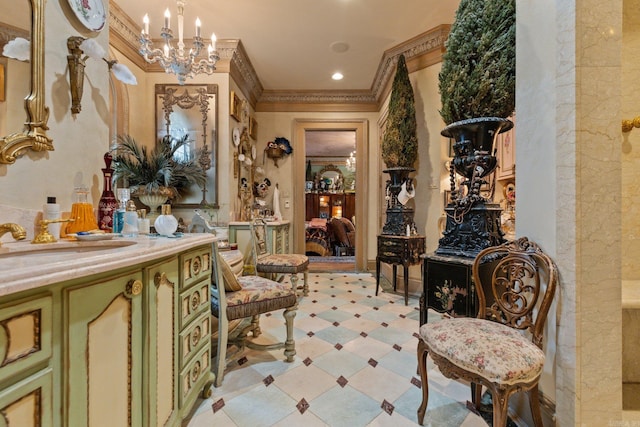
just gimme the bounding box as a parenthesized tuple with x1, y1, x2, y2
(0, 0, 53, 164)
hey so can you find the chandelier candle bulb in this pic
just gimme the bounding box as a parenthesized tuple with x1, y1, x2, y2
(196, 18, 201, 38)
(211, 33, 216, 52)
(164, 9, 170, 29)
(143, 14, 149, 34)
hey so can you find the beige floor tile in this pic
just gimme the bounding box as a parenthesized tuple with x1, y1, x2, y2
(274, 364, 338, 401)
(348, 364, 412, 403)
(339, 315, 387, 333)
(271, 409, 328, 427)
(341, 336, 394, 361)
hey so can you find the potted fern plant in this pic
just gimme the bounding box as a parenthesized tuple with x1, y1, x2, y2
(112, 134, 207, 217)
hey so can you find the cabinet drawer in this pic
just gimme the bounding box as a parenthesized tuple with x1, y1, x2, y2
(179, 312, 210, 367)
(0, 368, 53, 427)
(179, 280, 211, 330)
(378, 236, 404, 252)
(0, 294, 52, 383)
(179, 344, 210, 407)
(181, 246, 212, 290)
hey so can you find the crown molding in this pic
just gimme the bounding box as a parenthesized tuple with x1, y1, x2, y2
(108, 1, 449, 112)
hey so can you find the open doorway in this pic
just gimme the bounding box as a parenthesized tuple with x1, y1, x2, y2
(304, 130, 356, 268)
(293, 119, 368, 272)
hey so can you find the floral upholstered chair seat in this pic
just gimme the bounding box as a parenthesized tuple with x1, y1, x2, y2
(251, 218, 309, 297)
(420, 318, 545, 385)
(224, 275, 297, 320)
(256, 253, 309, 273)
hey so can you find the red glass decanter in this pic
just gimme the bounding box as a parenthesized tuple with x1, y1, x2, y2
(98, 152, 118, 231)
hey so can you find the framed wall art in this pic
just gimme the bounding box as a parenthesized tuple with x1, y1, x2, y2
(230, 91, 241, 122)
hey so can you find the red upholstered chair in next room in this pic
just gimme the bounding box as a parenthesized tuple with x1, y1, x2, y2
(250, 218, 309, 297)
(417, 237, 558, 427)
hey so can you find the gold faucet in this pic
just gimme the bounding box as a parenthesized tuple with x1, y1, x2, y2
(0, 223, 27, 247)
(32, 219, 74, 244)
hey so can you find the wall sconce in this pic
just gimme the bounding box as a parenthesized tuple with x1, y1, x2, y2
(67, 36, 137, 115)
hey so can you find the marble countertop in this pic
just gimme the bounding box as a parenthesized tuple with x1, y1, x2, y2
(0, 234, 216, 297)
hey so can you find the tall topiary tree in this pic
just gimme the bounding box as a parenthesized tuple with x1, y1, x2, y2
(382, 54, 418, 169)
(438, 0, 515, 125)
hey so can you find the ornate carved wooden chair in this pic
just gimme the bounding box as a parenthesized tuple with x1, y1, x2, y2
(250, 218, 309, 297)
(417, 237, 558, 427)
(210, 243, 297, 387)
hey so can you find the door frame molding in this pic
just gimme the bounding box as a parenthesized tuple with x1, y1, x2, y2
(293, 119, 368, 271)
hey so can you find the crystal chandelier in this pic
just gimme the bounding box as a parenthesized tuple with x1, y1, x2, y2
(139, 0, 219, 85)
(346, 151, 356, 172)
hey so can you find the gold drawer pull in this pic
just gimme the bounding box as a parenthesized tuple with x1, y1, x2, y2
(191, 292, 201, 311)
(191, 361, 201, 382)
(191, 326, 202, 347)
(125, 279, 143, 298)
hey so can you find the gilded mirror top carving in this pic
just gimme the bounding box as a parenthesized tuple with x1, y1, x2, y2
(0, 0, 53, 164)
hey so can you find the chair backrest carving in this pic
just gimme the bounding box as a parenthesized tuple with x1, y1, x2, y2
(250, 218, 269, 261)
(472, 237, 558, 348)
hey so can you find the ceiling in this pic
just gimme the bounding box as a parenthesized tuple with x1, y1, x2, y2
(305, 130, 355, 158)
(113, 0, 458, 92)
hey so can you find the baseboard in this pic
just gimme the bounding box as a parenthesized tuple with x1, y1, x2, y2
(508, 389, 556, 427)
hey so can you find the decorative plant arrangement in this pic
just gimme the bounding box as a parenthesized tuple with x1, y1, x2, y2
(382, 55, 418, 169)
(438, 0, 515, 125)
(380, 54, 419, 236)
(436, 0, 516, 257)
(112, 134, 207, 200)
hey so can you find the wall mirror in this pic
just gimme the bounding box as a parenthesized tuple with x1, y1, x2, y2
(155, 83, 218, 208)
(316, 164, 344, 193)
(0, 0, 53, 164)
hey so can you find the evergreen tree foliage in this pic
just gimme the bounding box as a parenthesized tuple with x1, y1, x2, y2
(382, 54, 418, 168)
(438, 0, 515, 125)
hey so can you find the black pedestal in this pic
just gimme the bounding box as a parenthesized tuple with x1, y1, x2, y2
(436, 202, 504, 258)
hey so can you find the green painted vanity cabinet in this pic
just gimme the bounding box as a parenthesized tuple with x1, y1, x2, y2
(0, 240, 214, 427)
(0, 294, 54, 426)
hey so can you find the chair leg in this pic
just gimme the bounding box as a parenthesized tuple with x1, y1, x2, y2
(528, 384, 544, 427)
(471, 382, 482, 409)
(250, 315, 261, 337)
(303, 270, 309, 296)
(214, 315, 229, 387)
(417, 339, 429, 425)
(491, 388, 509, 427)
(283, 305, 297, 362)
(290, 273, 299, 295)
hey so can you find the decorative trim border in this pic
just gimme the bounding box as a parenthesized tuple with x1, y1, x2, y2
(108, 2, 449, 112)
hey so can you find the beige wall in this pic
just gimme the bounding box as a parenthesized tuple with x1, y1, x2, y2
(0, 0, 111, 239)
(622, 0, 640, 280)
(518, 1, 623, 426)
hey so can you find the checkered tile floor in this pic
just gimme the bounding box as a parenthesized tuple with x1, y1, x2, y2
(186, 272, 490, 427)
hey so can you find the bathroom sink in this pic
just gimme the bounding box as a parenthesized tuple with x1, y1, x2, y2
(0, 239, 137, 259)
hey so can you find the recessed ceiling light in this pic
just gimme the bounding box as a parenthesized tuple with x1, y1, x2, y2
(332, 72, 344, 81)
